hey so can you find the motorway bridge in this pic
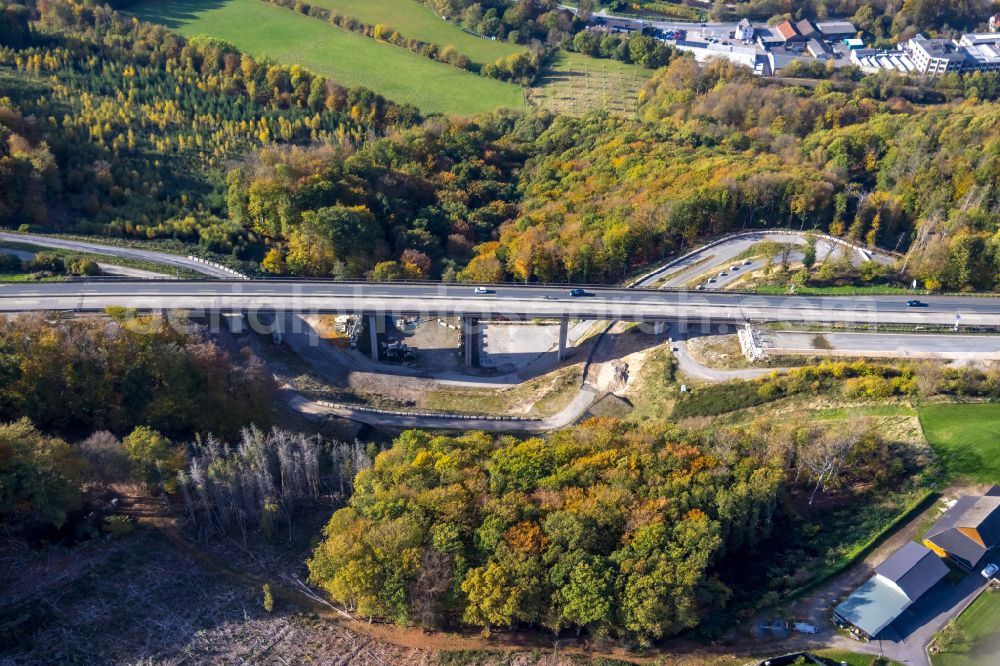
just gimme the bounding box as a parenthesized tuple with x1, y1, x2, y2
(0, 280, 994, 324)
(0, 280, 995, 365)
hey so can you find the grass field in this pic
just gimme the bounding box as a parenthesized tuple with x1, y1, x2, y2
(305, 0, 524, 67)
(528, 50, 651, 117)
(129, 0, 524, 116)
(932, 590, 1000, 666)
(919, 403, 1000, 484)
(817, 651, 902, 666)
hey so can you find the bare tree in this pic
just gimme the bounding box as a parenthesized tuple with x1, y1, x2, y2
(799, 419, 870, 505)
(78, 431, 130, 489)
(409, 549, 454, 629)
(175, 427, 337, 541)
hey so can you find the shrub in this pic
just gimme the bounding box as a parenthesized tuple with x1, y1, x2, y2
(68, 257, 100, 276)
(29, 252, 64, 273)
(673, 379, 786, 419)
(262, 583, 274, 613)
(103, 514, 134, 538)
(0, 253, 23, 273)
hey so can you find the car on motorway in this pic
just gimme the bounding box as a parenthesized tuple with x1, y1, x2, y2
(707, 278, 717, 283)
(743, 259, 752, 265)
(718, 272, 728, 277)
(569, 288, 588, 297)
(730, 265, 739, 271)
(473, 287, 492, 295)
(983, 563, 998, 579)
(906, 299, 928, 307)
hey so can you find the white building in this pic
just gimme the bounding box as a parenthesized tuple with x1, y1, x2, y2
(906, 36, 970, 75)
(962, 42, 1000, 71)
(850, 48, 916, 74)
(959, 32, 1000, 47)
(675, 40, 767, 76)
(735, 18, 754, 42)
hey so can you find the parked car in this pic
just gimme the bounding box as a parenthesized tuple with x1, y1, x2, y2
(473, 287, 492, 294)
(982, 563, 998, 579)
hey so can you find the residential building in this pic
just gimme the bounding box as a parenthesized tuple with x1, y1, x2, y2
(906, 36, 969, 75)
(815, 21, 856, 39)
(923, 486, 1000, 570)
(833, 542, 949, 639)
(735, 18, 754, 42)
(774, 20, 802, 42)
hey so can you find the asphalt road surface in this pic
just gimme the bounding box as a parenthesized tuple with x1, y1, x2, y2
(0, 232, 240, 279)
(0, 280, 997, 327)
(765, 330, 1000, 360)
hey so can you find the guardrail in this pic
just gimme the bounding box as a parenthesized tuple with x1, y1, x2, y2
(313, 399, 543, 423)
(629, 229, 895, 288)
(186, 256, 248, 279)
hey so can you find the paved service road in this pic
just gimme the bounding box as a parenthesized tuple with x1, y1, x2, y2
(764, 330, 1000, 360)
(1, 280, 999, 327)
(282, 385, 599, 432)
(633, 230, 893, 290)
(0, 232, 240, 279)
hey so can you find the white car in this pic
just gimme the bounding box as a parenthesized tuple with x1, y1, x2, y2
(473, 287, 491, 295)
(982, 563, 998, 579)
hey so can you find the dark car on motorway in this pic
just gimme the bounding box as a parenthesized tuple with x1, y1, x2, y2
(907, 300, 928, 307)
(569, 288, 588, 297)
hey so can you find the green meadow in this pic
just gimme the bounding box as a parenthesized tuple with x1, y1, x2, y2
(305, 0, 524, 67)
(129, 0, 525, 115)
(919, 403, 1000, 483)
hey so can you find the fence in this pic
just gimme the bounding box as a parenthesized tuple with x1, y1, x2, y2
(313, 399, 542, 423)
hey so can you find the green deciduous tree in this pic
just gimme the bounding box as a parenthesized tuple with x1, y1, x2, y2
(0, 418, 82, 527)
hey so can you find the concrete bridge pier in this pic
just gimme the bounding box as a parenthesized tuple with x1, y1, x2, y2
(271, 313, 283, 344)
(653, 321, 667, 336)
(462, 316, 481, 368)
(558, 317, 570, 361)
(368, 314, 381, 361)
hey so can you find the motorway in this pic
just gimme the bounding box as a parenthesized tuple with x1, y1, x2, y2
(1, 280, 999, 327)
(0, 232, 242, 279)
